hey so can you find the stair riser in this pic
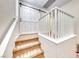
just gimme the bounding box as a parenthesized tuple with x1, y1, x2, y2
(34, 53, 45, 58)
(15, 38, 39, 46)
(13, 48, 32, 58)
(13, 44, 41, 58)
(13, 34, 45, 58)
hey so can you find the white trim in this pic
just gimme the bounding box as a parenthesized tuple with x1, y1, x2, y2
(38, 33, 76, 44)
(19, 32, 38, 36)
(0, 19, 18, 57)
(18, 33, 76, 44)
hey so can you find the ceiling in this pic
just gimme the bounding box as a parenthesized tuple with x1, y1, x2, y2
(47, 0, 72, 10)
(22, 0, 48, 8)
(22, 0, 72, 9)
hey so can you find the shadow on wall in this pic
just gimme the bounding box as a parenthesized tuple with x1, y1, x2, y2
(0, 19, 15, 44)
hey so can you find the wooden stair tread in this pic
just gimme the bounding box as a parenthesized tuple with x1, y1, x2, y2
(34, 53, 45, 58)
(16, 34, 38, 42)
(15, 48, 43, 58)
(13, 34, 45, 58)
(15, 38, 39, 46)
(13, 41, 40, 52)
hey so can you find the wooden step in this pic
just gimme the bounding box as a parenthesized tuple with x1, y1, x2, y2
(14, 48, 43, 58)
(13, 41, 40, 52)
(34, 53, 45, 58)
(16, 34, 38, 43)
(13, 34, 45, 58)
(15, 38, 39, 46)
(13, 45, 41, 58)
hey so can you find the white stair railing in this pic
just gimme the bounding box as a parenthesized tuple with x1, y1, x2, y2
(0, 18, 18, 57)
(39, 7, 75, 40)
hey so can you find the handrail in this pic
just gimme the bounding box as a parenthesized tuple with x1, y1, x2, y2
(0, 19, 16, 44)
(39, 7, 56, 21)
(0, 18, 18, 57)
(55, 7, 74, 18)
(39, 7, 74, 21)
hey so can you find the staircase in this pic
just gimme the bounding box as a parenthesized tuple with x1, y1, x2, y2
(13, 34, 45, 58)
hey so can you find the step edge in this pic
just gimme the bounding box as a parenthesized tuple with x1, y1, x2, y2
(13, 42, 40, 52)
(16, 37, 38, 43)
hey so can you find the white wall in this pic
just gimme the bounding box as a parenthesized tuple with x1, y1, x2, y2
(19, 1, 47, 34)
(0, 0, 16, 43)
(39, 14, 50, 34)
(20, 21, 39, 33)
(47, 0, 72, 11)
(39, 35, 76, 58)
(3, 22, 19, 57)
(20, 6, 40, 22)
(39, 36, 57, 58)
(0, 0, 19, 57)
(20, 4, 40, 33)
(60, 0, 79, 44)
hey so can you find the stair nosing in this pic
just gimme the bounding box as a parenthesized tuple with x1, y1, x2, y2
(32, 51, 44, 58)
(16, 37, 38, 43)
(15, 48, 44, 58)
(25, 49, 43, 58)
(13, 42, 40, 52)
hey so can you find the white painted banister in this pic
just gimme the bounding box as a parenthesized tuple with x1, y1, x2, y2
(39, 7, 75, 43)
(0, 18, 18, 57)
